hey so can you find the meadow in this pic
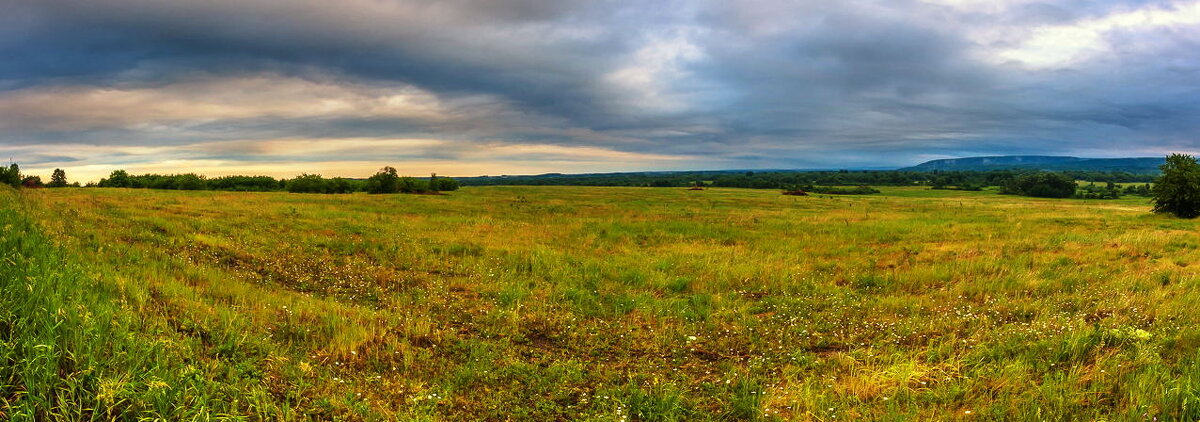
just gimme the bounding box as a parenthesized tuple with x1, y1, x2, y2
(4, 185, 1200, 420)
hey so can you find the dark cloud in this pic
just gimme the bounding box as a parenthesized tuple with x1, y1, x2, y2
(2, 0, 1199, 176)
(11, 155, 82, 165)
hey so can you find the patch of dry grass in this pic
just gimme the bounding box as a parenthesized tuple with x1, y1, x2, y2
(4, 185, 1200, 420)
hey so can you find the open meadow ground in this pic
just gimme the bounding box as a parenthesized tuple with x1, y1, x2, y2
(5, 186, 1200, 420)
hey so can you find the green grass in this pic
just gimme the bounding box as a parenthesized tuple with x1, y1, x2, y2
(4, 185, 1200, 420)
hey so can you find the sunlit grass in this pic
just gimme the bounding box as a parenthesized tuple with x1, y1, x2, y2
(4, 185, 1200, 420)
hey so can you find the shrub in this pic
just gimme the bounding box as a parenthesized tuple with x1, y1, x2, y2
(48, 169, 68, 188)
(1074, 182, 1121, 199)
(366, 167, 400, 194)
(208, 175, 279, 191)
(286, 174, 330, 193)
(398, 176, 430, 193)
(175, 173, 207, 190)
(433, 177, 460, 192)
(97, 170, 132, 188)
(21, 176, 44, 188)
(328, 178, 361, 194)
(1152, 154, 1200, 218)
(1001, 172, 1076, 198)
(0, 163, 22, 188)
(809, 185, 880, 195)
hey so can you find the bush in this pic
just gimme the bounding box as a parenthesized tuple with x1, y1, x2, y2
(1124, 183, 1152, 197)
(328, 178, 362, 194)
(97, 170, 132, 188)
(21, 176, 44, 188)
(433, 177, 460, 192)
(1001, 172, 1077, 198)
(809, 185, 880, 195)
(398, 176, 430, 193)
(208, 175, 280, 191)
(931, 183, 982, 191)
(366, 167, 400, 194)
(286, 174, 330, 193)
(1152, 154, 1200, 218)
(0, 163, 22, 188)
(1074, 182, 1121, 199)
(175, 174, 207, 190)
(48, 169, 68, 188)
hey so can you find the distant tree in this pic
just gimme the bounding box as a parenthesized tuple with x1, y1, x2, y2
(21, 175, 43, 188)
(366, 167, 400, 194)
(99, 170, 132, 188)
(398, 176, 429, 193)
(208, 175, 280, 191)
(286, 174, 330, 193)
(0, 163, 21, 188)
(328, 177, 361, 194)
(808, 185, 880, 195)
(1001, 172, 1076, 198)
(434, 177, 460, 191)
(1152, 154, 1200, 218)
(48, 168, 68, 187)
(175, 173, 206, 190)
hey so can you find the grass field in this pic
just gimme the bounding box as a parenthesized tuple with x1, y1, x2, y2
(4, 185, 1200, 420)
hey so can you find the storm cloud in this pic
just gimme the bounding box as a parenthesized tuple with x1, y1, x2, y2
(2, 0, 1198, 181)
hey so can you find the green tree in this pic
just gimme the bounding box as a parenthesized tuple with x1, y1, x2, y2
(286, 174, 330, 193)
(398, 176, 429, 193)
(21, 176, 43, 188)
(1002, 172, 1077, 198)
(0, 163, 21, 188)
(175, 174, 206, 190)
(434, 177, 460, 191)
(1151, 154, 1200, 218)
(48, 168, 68, 188)
(329, 178, 361, 194)
(99, 170, 132, 188)
(366, 167, 400, 194)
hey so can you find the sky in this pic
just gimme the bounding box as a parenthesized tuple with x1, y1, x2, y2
(2, 0, 1199, 182)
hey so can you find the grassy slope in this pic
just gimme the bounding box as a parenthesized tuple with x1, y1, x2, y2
(5, 186, 1200, 420)
(1, 188, 286, 421)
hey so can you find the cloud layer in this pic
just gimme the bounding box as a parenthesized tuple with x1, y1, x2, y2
(2, 0, 1198, 181)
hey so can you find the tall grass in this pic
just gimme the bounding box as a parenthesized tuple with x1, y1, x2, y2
(0, 188, 293, 420)
(6, 185, 1200, 419)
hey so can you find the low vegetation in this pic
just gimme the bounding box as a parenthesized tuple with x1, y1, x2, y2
(0, 163, 21, 188)
(2, 154, 1200, 419)
(999, 172, 1079, 198)
(92, 168, 459, 194)
(4, 182, 1200, 420)
(459, 169, 1157, 189)
(805, 185, 881, 195)
(1152, 154, 1200, 218)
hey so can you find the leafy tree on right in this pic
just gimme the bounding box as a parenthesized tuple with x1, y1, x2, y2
(1151, 154, 1200, 218)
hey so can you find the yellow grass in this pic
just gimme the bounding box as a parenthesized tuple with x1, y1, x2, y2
(6, 185, 1200, 420)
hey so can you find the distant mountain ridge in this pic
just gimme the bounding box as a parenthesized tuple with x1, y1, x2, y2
(901, 156, 1164, 173)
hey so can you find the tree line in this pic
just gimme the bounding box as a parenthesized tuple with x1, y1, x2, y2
(1, 164, 77, 189)
(9, 156, 1200, 218)
(459, 169, 1157, 190)
(97, 168, 459, 194)
(1, 166, 458, 194)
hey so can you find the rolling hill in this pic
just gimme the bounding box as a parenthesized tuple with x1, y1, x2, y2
(901, 155, 1164, 173)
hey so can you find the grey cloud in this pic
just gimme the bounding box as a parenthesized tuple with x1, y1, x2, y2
(1, 0, 1199, 172)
